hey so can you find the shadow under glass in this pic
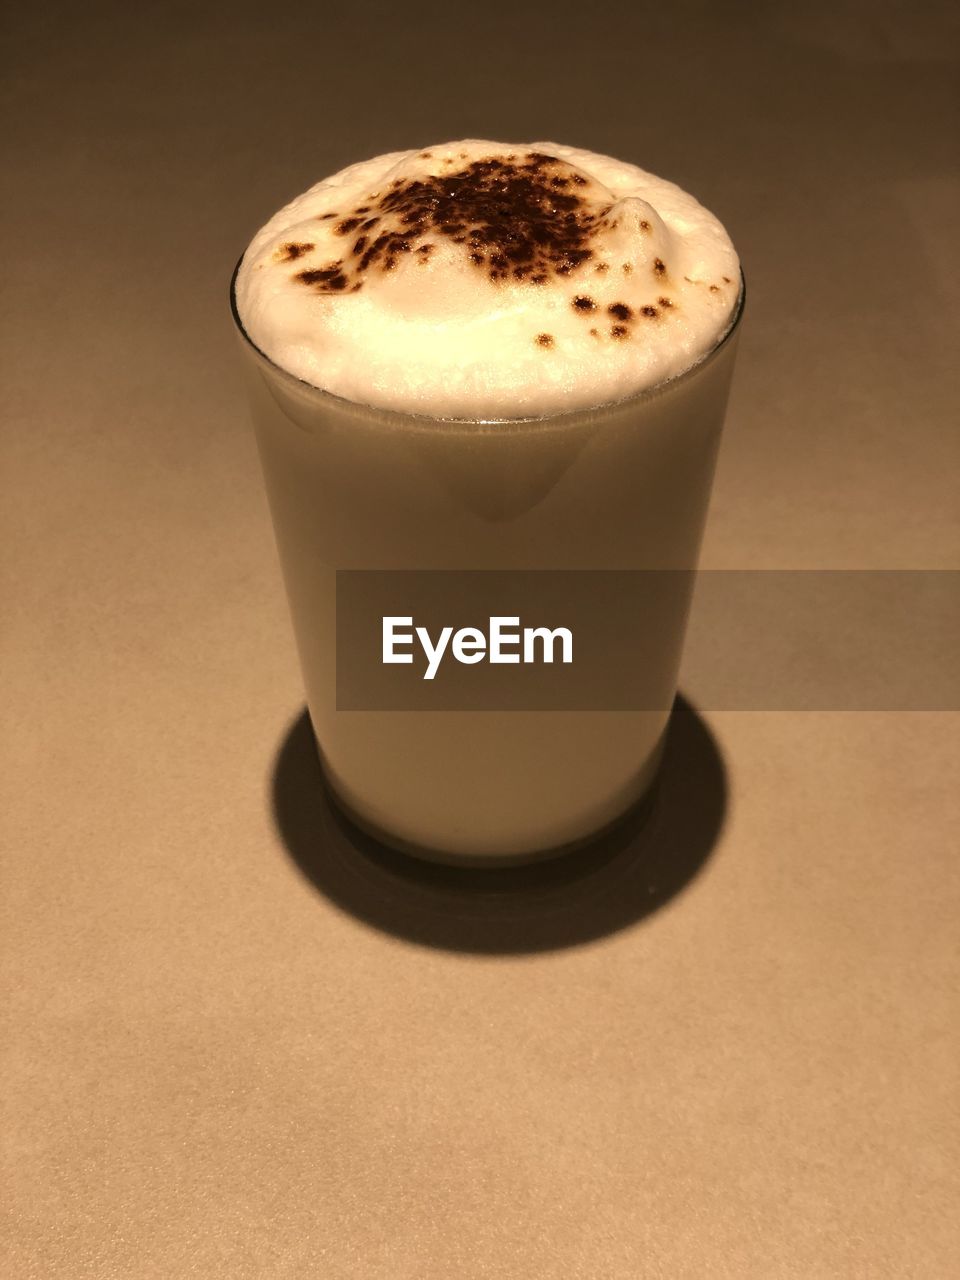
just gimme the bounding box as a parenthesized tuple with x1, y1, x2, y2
(271, 692, 727, 954)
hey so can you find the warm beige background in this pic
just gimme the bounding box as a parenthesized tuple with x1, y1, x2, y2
(3, 1, 958, 1276)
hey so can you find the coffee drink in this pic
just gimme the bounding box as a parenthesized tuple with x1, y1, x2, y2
(233, 140, 742, 862)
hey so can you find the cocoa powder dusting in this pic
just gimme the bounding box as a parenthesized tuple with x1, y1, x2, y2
(296, 265, 349, 290)
(291, 151, 610, 295)
(277, 242, 314, 262)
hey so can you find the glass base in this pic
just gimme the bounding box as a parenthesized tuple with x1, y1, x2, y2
(319, 756, 661, 869)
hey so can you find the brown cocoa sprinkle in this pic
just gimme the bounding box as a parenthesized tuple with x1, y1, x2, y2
(589, 327, 598, 336)
(639, 220, 651, 231)
(298, 152, 623, 292)
(295, 264, 349, 291)
(640, 304, 659, 318)
(723, 275, 731, 283)
(608, 302, 633, 322)
(572, 295, 596, 312)
(622, 263, 633, 274)
(610, 325, 628, 339)
(535, 333, 555, 347)
(709, 284, 719, 292)
(556, 248, 593, 275)
(417, 243, 434, 255)
(653, 258, 666, 276)
(595, 262, 609, 274)
(295, 263, 339, 280)
(277, 241, 314, 261)
(419, 151, 433, 158)
(317, 212, 337, 220)
(658, 296, 673, 308)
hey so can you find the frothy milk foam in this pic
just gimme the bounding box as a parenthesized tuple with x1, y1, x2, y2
(236, 140, 740, 418)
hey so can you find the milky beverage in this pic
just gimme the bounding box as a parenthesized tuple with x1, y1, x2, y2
(233, 140, 742, 862)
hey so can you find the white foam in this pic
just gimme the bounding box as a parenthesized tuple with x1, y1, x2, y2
(235, 140, 740, 418)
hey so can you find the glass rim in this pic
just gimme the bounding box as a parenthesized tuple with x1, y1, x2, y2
(229, 255, 745, 427)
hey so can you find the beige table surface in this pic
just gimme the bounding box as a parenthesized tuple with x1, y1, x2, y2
(3, 2, 958, 1276)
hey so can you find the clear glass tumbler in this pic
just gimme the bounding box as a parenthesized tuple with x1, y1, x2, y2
(232, 265, 744, 864)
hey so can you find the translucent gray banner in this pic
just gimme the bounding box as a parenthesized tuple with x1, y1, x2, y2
(335, 570, 958, 711)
